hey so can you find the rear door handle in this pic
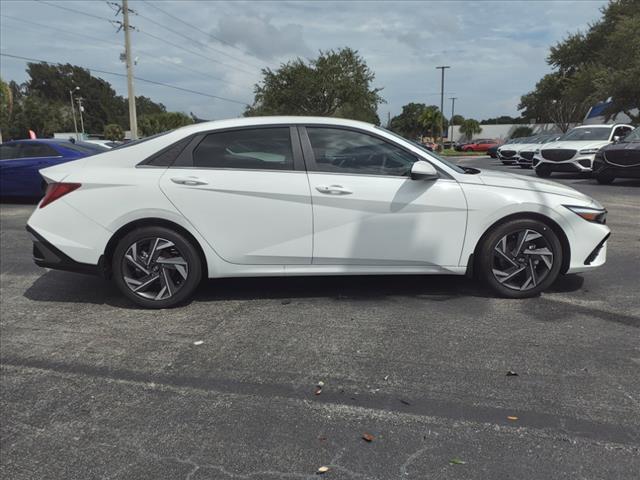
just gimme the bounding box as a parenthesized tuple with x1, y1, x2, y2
(171, 176, 209, 186)
(316, 184, 352, 195)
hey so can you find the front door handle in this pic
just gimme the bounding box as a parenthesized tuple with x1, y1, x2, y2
(316, 184, 353, 195)
(171, 176, 209, 186)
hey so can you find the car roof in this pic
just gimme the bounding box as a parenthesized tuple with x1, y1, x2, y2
(175, 116, 376, 136)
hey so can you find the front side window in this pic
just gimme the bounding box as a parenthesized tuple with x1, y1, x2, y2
(613, 126, 632, 139)
(307, 127, 416, 176)
(193, 128, 293, 170)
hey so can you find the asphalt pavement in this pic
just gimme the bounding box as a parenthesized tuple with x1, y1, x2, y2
(1, 157, 639, 479)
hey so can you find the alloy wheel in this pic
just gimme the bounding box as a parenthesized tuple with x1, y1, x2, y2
(121, 237, 189, 301)
(491, 229, 554, 291)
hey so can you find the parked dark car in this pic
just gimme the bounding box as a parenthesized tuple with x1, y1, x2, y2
(487, 144, 499, 158)
(592, 127, 640, 184)
(0, 139, 107, 197)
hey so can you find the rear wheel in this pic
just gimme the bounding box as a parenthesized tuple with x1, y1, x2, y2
(477, 219, 563, 298)
(535, 165, 552, 177)
(112, 226, 202, 308)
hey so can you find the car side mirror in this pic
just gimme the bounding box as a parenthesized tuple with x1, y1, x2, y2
(613, 135, 621, 142)
(411, 160, 439, 180)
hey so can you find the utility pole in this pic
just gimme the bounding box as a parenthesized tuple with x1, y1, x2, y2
(123, 0, 138, 139)
(449, 97, 457, 148)
(76, 97, 85, 137)
(69, 86, 80, 141)
(436, 66, 450, 150)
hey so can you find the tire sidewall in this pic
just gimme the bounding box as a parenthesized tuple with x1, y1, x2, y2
(478, 219, 563, 298)
(112, 226, 202, 308)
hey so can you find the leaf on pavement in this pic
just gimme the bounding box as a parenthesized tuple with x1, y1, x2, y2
(449, 458, 467, 465)
(317, 466, 329, 474)
(507, 415, 519, 421)
(362, 433, 375, 442)
(506, 370, 519, 376)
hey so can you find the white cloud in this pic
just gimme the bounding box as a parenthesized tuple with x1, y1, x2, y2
(0, 0, 607, 123)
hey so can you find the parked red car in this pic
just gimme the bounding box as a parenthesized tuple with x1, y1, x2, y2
(462, 139, 500, 152)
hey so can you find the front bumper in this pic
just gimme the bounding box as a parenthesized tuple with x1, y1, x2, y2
(27, 225, 103, 276)
(533, 154, 595, 172)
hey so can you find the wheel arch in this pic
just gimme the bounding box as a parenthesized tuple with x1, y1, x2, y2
(102, 218, 209, 279)
(469, 212, 571, 276)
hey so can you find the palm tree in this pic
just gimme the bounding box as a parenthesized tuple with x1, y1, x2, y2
(418, 106, 444, 138)
(460, 119, 482, 141)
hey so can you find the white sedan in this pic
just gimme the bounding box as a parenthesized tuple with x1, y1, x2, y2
(27, 117, 610, 308)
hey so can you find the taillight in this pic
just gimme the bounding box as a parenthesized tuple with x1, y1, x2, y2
(40, 182, 81, 208)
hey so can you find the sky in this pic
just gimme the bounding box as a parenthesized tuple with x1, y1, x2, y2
(0, 0, 607, 124)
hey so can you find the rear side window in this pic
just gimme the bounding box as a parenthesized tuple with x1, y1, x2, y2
(193, 128, 293, 170)
(21, 143, 60, 158)
(0, 144, 21, 161)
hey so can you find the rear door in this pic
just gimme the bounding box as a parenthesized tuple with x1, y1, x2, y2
(0, 142, 61, 196)
(159, 126, 313, 265)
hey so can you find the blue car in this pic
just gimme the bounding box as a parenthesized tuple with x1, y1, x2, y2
(0, 139, 107, 197)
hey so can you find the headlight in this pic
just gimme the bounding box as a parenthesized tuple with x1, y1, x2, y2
(564, 205, 607, 224)
(579, 148, 599, 155)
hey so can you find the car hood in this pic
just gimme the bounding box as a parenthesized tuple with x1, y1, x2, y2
(541, 140, 610, 151)
(474, 169, 597, 204)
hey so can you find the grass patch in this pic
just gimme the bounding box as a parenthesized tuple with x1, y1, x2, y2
(439, 149, 488, 156)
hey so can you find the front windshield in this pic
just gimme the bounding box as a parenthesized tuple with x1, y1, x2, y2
(376, 126, 466, 174)
(621, 127, 640, 142)
(561, 127, 611, 141)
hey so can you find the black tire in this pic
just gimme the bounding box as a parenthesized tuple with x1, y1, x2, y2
(112, 226, 202, 308)
(595, 172, 615, 184)
(535, 165, 552, 177)
(477, 218, 563, 298)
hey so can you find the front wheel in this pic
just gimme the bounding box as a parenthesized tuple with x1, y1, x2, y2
(477, 219, 563, 298)
(112, 226, 203, 308)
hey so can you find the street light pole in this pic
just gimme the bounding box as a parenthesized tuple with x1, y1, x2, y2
(449, 97, 457, 148)
(76, 97, 86, 137)
(436, 65, 450, 150)
(69, 86, 80, 141)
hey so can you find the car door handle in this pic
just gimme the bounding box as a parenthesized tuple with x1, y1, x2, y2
(171, 176, 209, 186)
(316, 185, 353, 195)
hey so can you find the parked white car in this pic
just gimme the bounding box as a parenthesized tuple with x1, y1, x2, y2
(516, 134, 563, 169)
(497, 137, 527, 164)
(533, 124, 634, 177)
(28, 117, 610, 307)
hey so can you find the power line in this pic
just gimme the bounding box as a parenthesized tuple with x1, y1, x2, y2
(34, 0, 259, 77)
(139, 0, 263, 67)
(136, 29, 256, 76)
(0, 53, 250, 106)
(133, 7, 262, 72)
(35, 0, 115, 23)
(0, 15, 243, 88)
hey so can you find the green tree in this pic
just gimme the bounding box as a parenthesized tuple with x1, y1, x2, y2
(245, 48, 384, 124)
(419, 105, 446, 138)
(459, 119, 482, 141)
(511, 126, 534, 138)
(104, 124, 125, 141)
(521, 0, 640, 123)
(138, 112, 193, 136)
(0, 77, 13, 142)
(451, 114, 465, 126)
(389, 102, 427, 138)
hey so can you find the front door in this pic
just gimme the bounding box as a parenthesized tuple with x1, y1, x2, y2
(159, 126, 312, 265)
(301, 126, 467, 268)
